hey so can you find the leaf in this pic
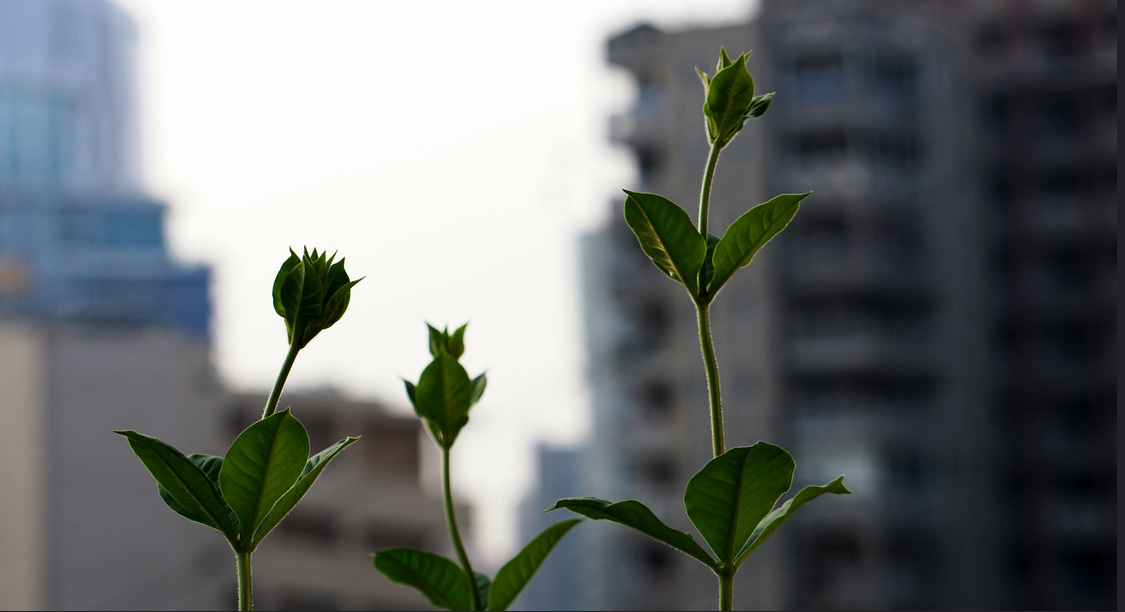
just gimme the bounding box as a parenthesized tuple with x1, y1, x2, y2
(735, 476, 849, 567)
(252, 436, 359, 547)
(703, 52, 755, 146)
(745, 92, 773, 119)
(487, 519, 581, 610)
(475, 573, 491, 611)
(115, 431, 239, 541)
(448, 324, 467, 359)
(695, 67, 710, 90)
(282, 260, 326, 348)
(683, 443, 794, 564)
(622, 190, 707, 298)
(415, 353, 473, 446)
(218, 409, 310, 548)
(470, 372, 487, 406)
(549, 498, 715, 569)
(698, 233, 721, 299)
(717, 47, 734, 71)
(272, 249, 300, 317)
(158, 453, 234, 528)
(374, 548, 474, 611)
(428, 324, 445, 357)
(708, 193, 809, 298)
(322, 278, 362, 330)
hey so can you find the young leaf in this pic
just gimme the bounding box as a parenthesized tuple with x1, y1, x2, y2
(745, 92, 773, 119)
(703, 52, 755, 146)
(470, 372, 487, 406)
(475, 573, 491, 612)
(115, 431, 239, 541)
(373, 547, 474, 611)
(448, 324, 467, 359)
(698, 233, 721, 299)
(218, 409, 310, 548)
(158, 454, 233, 528)
(622, 190, 707, 298)
(415, 353, 473, 446)
(708, 192, 809, 298)
(549, 498, 715, 569)
(322, 278, 362, 330)
(683, 443, 795, 564)
(428, 324, 445, 357)
(487, 518, 582, 611)
(272, 249, 300, 317)
(282, 261, 325, 348)
(734, 475, 849, 568)
(252, 436, 359, 547)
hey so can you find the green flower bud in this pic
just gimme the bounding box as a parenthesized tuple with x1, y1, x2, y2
(697, 48, 774, 148)
(272, 247, 363, 349)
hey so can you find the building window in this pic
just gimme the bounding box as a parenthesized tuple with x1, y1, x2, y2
(790, 53, 845, 102)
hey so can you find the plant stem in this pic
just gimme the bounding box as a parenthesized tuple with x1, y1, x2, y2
(236, 550, 252, 611)
(697, 139, 726, 459)
(718, 570, 734, 611)
(442, 446, 480, 610)
(697, 141, 722, 236)
(697, 303, 724, 457)
(262, 342, 300, 419)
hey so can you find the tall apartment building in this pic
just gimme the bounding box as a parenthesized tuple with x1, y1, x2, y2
(223, 392, 454, 611)
(581, 1, 1115, 609)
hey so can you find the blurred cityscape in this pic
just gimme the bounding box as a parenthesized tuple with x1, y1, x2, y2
(525, 0, 1116, 610)
(0, 1, 447, 609)
(0, 0, 1116, 610)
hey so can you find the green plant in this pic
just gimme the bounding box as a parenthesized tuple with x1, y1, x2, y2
(373, 324, 581, 611)
(550, 49, 849, 610)
(116, 248, 362, 611)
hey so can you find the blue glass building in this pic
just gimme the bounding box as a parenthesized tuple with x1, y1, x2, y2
(0, 0, 211, 338)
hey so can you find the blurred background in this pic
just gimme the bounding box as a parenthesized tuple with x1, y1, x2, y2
(0, 0, 1115, 610)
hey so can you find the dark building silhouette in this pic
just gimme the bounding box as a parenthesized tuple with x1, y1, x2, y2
(580, 0, 1115, 609)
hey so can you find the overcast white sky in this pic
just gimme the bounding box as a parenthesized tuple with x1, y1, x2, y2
(116, 0, 753, 563)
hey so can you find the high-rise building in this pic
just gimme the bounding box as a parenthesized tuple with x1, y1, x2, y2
(0, 0, 210, 338)
(581, 1, 1115, 609)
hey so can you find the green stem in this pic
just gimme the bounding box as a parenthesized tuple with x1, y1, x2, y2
(442, 446, 480, 611)
(236, 550, 252, 611)
(697, 303, 724, 457)
(262, 342, 300, 419)
(697, 141, 722, 235)
(718, 570, 734, 611)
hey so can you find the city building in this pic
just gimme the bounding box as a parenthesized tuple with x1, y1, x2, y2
(580, 1, 1115, 609)
(0, 0, 210, 338)
(0, 322, 230, 610)
(223, 391, 457, 611)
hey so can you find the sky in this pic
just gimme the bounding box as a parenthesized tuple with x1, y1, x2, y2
(115, 0, 754, 564)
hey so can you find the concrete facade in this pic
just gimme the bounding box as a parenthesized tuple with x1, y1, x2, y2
(580, 1, 1115, 609)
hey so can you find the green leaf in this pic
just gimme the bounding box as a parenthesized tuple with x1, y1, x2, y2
(448, 324, 467, 359)
(285, 261, 326, 348)
(415, 353, 473, 446)
(218, 409, 310, 548)
(272, 249, 300, 317)
(622, 190, 707, 298)
(735, 475, 849, 567)
(322, 278, 362, 330)
(745, 92, 773, 119)
(252, 436, 359, 547)
(158, 454, 234, 528)
(695, 67, 710, 90)
(708, 192, 809, 298)
(115, 431, 239, 541)
(683, 443, 794, 564)
(428, 324, 445, 357)
(475, 573, 491, 611)
(404, 380, 419, 411)
(717, 47, 734, 71)
(487, 518, 581, 610)
(703, 52, 755, 146)
(470, 372, 487, 406)
(549, 498, 715, 569)
(698, 233, 721, 299)
(374, 548, 474, 611)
